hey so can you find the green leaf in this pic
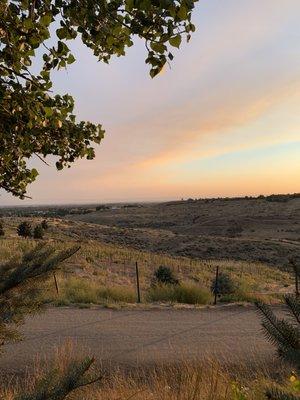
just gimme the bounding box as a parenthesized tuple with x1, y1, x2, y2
(30, 168, 39, 179)
(177, 5, 188, 20)
(56, 27, 68, 40)
(23, 18, 33, 29)
(67, 54, 76, 64)
(56, 161, 63, 171)
(169, 35, 181, 48)
(125, 0, 134, 11)
(0, 0, 197, 198)
(44, 107, 53, 117)
(150, 42, 166, 54)
(40, 14, 52, 26)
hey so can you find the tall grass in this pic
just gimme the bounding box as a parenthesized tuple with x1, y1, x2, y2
(1, 342, 289, 400)
(53, 277, 136, 305)
(0, 219, 293, 307)
(147, 283, 212, 305)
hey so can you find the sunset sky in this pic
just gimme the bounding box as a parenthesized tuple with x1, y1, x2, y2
(1, 0, 300, 205)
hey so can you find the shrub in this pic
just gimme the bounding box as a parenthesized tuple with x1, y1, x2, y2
(33, 224, 44, 239)
(0, 222, 4, 237)
(152, 266, 179, 286)
(61, 278, 99, 304)
(211, 272, 235, 296)
(97, 286, 136, 303)
(41, 219, 49, 230)
(147, 283, 211, 305)
(59, 278, 136, 304)
(17, 221, 32, 238)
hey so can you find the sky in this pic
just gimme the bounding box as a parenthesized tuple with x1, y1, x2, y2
(1, 0, 300, 205)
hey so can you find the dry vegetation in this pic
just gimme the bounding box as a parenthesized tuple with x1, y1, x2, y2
(0, 216, 294, 306)
(0, 210, 298, 400)
(68, 197, 300, 267)
(0, 342, 294, 400)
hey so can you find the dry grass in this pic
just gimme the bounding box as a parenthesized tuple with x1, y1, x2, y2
(0, 217, 294, 306)
(0, 342, 292, 400)
(53, 277, 137, 305)
(147, 283, 212, 305)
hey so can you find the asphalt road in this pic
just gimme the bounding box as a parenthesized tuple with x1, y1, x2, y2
(0, 306, 279, 377)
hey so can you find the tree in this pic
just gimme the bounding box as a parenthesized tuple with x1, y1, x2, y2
(0, 244, 80, 345)
(33, 224, 44, 239)
(17, 221, 32, 238)
(0, 244, 101, 399)
(0, 221, 4, 236)
(256, 295, 300, 400)
(0, 0, 197, 199)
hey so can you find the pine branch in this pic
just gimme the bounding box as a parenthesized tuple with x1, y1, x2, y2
(15, 357, 101, 400)
(266, 386, 300, 400)
(285, 295, 300, 325)
(0, 244, 80, 347)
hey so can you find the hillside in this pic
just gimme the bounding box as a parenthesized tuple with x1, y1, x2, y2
(67, 197, 300, 267)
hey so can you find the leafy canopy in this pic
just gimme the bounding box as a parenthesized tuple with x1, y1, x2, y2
(0, 0, 197, 198)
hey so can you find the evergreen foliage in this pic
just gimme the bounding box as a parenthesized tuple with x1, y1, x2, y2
(152, 265, 179, 286)
(256, 295, 300, 370)
(15, 357, 100, 400)
(266, 386, 300, 400)
(0, 221, 4, 236)
(17, 221, 32, 238)
(257, 295, 300, 400)
(33, 224, 44, 239)
(0, 244, 102, 399)
(41, 219, 49, 230)
(0, 244, 79, 346)
(211, 272, 235, 296)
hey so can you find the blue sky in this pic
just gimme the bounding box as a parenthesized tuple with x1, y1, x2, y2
(1, 0, 299, 205)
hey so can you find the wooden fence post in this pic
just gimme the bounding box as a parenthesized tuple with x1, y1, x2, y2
(53, 272, 59, 295)
(135, 261, 141, 303)
(291, 259, 300, 298)
(213, 265, 219, 305)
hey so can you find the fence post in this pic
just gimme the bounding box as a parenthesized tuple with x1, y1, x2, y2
(291, 259, 299, 298)
(135, 261, 141, 303)
(53, 272, 59, 295)
(213, 265, 219, 305)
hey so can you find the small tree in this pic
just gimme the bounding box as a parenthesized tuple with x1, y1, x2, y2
(152, 266, 179, 286)
(0, 222, 4, 237)
(257, 295, 300, 400)
(211, 272, 235, 297)
(0, 244, 101, 398)
(33, 224, 44, 239)
(41, 219, 49, 230)
(17, 221, 32, 238)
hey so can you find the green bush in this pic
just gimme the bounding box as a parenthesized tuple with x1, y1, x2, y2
(147, 283, 211, 305)
(41, 219, 49, 230)
(211, 272, 235, 296)
(0, 222, 4, 237)
(152, 266, 179, 286)
(33, 224, 44, 239)
(17, 221, 32, 238)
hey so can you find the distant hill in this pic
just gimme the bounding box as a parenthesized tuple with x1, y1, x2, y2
(67, 196, 300, 268)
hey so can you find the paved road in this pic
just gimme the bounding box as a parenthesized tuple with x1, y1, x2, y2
(0, 306, 279, 377)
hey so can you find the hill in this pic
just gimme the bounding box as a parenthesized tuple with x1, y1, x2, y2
(67, 197, 300, 267)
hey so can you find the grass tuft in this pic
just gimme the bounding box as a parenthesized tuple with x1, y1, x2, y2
(147, 283, 212, 305)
